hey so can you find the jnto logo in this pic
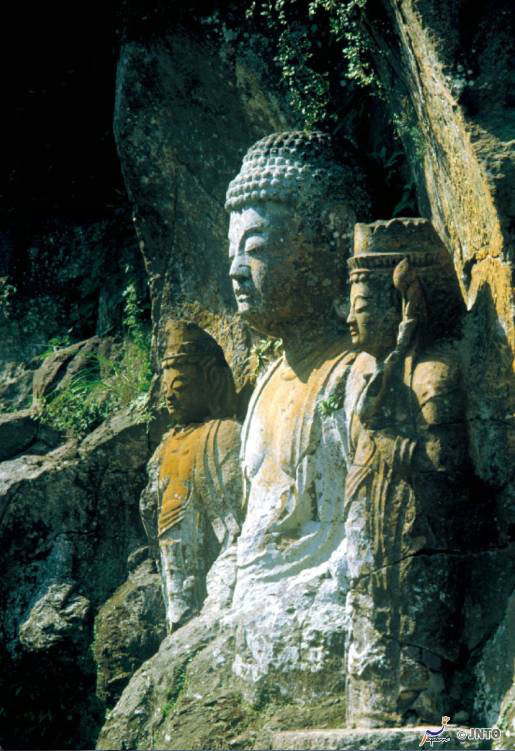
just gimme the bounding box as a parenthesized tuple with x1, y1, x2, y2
(419, 716, 451, 747)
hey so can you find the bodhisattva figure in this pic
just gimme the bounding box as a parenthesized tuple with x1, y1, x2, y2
(343, 218, 474, 726)
(224, 131, 370, 697)
(140, 320, 242, 632)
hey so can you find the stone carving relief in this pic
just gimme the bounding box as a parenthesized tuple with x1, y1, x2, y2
(224, 131, 370, 698)
(97, 130, 512, 750)
(343, 218, 476, 726)
(140, 320, 242, 632)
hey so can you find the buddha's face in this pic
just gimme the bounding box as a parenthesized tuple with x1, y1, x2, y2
(228, 202, 323, 336)
(161, 358, 208, 424)
(347, 278, 400, 359)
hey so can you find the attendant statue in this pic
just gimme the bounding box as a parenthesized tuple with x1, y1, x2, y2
(224, 131, 370, 698)
(140, 320, 242, 632)
(343, 218, 473, 726)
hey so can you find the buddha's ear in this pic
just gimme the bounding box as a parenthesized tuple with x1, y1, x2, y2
(206, 362, 223, 391)
(204, 363, 224, 416)
(333, 298, 348, 320)
(205, 363, 237, 419)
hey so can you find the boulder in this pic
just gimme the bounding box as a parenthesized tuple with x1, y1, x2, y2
(94, 551, 166, 707)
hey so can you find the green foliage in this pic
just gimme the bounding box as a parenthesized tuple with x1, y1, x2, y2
(392, 99, 427, 161)
(38, 370, 112, 437)
(318, 393, 344, 416)
(0, 277, 17, 320)
(370, 146, 418, 217)
(246, 0, 376, 126)
(38, 335, 74, 362)
(38, 281, 151, 438)
(250, 337, 283, 377)
(161, 656, 194, 719)
(318, 378, 346, 416)
(309, 0, 375, 87)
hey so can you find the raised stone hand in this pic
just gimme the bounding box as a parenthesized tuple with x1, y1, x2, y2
(355, 317, 417, 427)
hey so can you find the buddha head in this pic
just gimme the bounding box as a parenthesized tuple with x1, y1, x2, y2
(225, 131, 369, 337)
(347, 218, 464, 358)
(161, 320, 237, 424)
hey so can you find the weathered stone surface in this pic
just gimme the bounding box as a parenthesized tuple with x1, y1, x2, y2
(19, 581, 90, 652)
(473, 591, 515, 733)
(96, 593, 350, 750)
(99, 93, 513, 740)
(0, 409, 37, 460)
(266, 727, 494, 750)
(342, 218, 485, 725)
(94, 553, 166, 707)
(367, 2, 514, 733)
(0, 408, 152, 748)
(32, 334, 118, 408)
(0, 320, 42, 412)
(372, 0, 514, 499)
(113, 21, 295, 406)
(375, 1, 514, 326)
(140, 321, 242, 633)
(224, 132, 369, 706)
(98, 129, 369, 747)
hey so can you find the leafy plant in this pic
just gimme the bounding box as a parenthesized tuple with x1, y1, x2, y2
(38, 368, 112, 437)
(318, 393, 344, 416)
(318, 378, 346, 416)
(37, 279, 151, 438)
(0, 277, 17, 320)
(246, 0, 376, 126)
(250, 337, 283, 377)
(38, 334, 74, 362)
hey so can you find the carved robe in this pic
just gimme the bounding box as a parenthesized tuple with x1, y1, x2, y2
(230, 339, 356, 695)
(343, 342, 472, 726)
(141, 418, 241, 631)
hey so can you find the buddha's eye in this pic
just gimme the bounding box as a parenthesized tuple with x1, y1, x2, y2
(245, 237, 266, 254)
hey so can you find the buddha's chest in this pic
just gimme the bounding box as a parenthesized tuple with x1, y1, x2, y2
(243, 366, 318, 487)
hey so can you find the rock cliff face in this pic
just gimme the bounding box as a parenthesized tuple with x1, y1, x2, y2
(113, 21, 294, 396)
(0, 410, 154, 748)
(372, 1, 514, 733)
(0, 2, 513, 749)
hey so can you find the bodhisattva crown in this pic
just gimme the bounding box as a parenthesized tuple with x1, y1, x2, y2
(348, 217, 447, 276)
(162, 320, 227, 365)
(348, 217, 465, 336)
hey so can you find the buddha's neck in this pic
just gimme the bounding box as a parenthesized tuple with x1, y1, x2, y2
(280, 319, 341, 370)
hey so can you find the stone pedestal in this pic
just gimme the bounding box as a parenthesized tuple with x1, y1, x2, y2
(266, 727, 498, 750)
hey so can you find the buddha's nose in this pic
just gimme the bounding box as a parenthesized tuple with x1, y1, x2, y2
(229, 254, 250, 282)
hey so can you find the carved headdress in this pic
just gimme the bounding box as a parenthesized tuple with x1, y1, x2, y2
(349, 217, 464, 340)
(163, 320, 228, 365)
(162, 320, 236, 418)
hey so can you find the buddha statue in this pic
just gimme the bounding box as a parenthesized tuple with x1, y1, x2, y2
(343, 218, 474, 726)
(224, 131, 370, 698)
(140, 320, 242, 632)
